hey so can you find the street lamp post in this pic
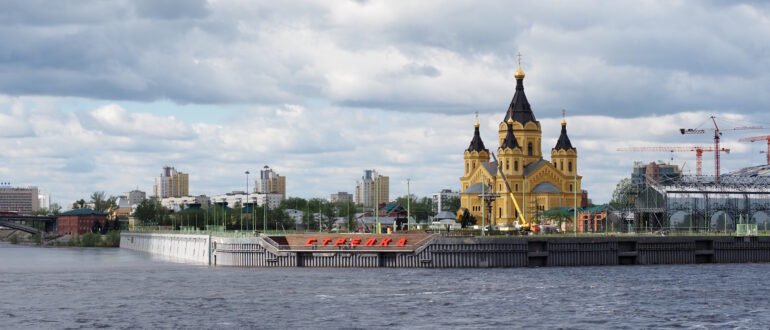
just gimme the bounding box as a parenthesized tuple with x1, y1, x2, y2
(245, 170, 250, 232)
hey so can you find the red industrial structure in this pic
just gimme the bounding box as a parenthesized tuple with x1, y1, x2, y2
(739, 135, 770, 165)
(617, 146, 730, 176)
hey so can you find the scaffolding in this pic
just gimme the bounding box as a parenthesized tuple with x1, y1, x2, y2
(626, 174, 770, 233)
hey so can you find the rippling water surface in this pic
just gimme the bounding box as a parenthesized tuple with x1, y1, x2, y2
(1, 243, 769, 329)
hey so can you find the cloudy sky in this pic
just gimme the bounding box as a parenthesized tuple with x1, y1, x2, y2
(2, 0, 770, 207)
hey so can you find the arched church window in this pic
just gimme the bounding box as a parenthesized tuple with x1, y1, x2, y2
(560, 160, 564, 171)
(514, 161, 519, 171)
(528, 142, 533, 156)
(506, 160, 509, 170)
(515, 184, 518, 192)
(466, 162, 469, 173)
(568, 161, 573, 172)
(472, 161, 476, 169)
(569, 184, 573, 192)
(499, 208, 501, 217)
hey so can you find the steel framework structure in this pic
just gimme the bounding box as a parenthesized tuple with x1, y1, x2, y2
(618, 175, 770, 233)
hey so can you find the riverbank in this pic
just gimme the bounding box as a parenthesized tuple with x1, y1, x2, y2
(0, 229, 120, 248)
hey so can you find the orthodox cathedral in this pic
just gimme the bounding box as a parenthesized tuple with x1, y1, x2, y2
(459, 60, 583, 226)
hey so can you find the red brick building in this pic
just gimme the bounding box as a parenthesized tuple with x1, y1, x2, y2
(58, 209, 108, 235)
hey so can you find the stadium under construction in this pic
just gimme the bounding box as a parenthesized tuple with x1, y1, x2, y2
(614, 164, 770, 233)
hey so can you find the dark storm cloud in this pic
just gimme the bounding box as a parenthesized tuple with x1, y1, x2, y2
(0, 1, 768, 118)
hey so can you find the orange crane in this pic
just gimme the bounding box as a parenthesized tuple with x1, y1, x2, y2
(739, 135, 770, 165)
(680, 116, 763, 183)
(617, 146, 730, 176)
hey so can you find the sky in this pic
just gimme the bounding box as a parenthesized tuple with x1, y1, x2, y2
(2, 0, 770, 208)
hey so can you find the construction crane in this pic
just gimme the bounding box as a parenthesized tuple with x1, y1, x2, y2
(680, 116, 764, 183)
(490, 153, 528, 231)
(738, 135, 770, 165)
(616, 146, 730, 176)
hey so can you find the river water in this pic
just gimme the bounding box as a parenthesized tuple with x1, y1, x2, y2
(1, 243, 768, 329)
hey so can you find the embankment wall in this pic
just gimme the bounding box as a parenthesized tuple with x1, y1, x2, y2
(122, 233, 770, 268)
(120, 233, 211, 265)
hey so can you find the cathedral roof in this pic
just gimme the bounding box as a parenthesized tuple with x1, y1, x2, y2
(503, 72, 538, 125)
(466, 125, 488, 153)
(500, 120, 521, 150)
(553, 121, 575, 151)
(482, 161, 498, 174)
(462, 182, 492, 194)
(523, 159, 548, 176)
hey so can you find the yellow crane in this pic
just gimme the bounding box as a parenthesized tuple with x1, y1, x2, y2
(490, 153, 528, 231)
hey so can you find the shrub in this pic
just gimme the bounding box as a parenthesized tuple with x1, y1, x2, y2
(33, 233, 42, 245)
(67, 235, 80, 247)
(9, 235, 18, 244)
(103, 231, 121, 247)
(80, 232, 100, 247)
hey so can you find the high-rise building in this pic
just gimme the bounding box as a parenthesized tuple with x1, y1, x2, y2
(0, 185, 40, 214)
(330, 192, 353, 203)
(38, 191, 51, 211)
(126, 189, 147, 206)
(632, 161, 682, 191)
(355, 170, 389, 209)
(153, 166, 189, 198)
(432, 189, 460, 213)
(255, 165, 286, 201)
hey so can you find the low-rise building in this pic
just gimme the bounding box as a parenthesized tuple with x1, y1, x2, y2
(57, 209, 108, 235)
(330, 192, 353, 203)
(126, 189, 146, 206)
(160, 195, 210, 212)
(211, 192, 281, 209)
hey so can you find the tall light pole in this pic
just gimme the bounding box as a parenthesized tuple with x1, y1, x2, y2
(574, 173, 578, 237)
(376, 176, 380, 234)
(263, 195, 267, 233)
(407, 178, 411, 231)
(245, 170, 250, 232)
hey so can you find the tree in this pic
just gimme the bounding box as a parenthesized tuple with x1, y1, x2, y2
(30, 208, 50, 216)
(91, 191, 117, 213)
(610, 178, 638, 209)
(72, 199, 87, 209)
(50, 203, 62, 216)
(446, 196, 461, 213)
(92, 221, 102, 234)
(135, 199, 159, 224)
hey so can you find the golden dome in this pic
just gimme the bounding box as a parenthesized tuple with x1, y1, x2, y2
(561, 118, 567, 126)
(514, 65, 525, 80)
(507, 117, 514, 125)
(474, 112, 480, 128)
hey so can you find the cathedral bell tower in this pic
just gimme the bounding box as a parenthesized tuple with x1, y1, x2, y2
(498, 53, 542, 167)
(551, 110, 578, 179)
(462, 113, 490, 192)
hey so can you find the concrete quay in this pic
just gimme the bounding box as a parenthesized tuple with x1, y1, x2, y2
(120, 232, 770, 268)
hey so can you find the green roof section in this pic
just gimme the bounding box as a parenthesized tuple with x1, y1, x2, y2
(60, 209, 107, 216)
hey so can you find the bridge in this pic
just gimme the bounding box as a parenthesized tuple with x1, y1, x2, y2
(0, 215, 57, 235)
